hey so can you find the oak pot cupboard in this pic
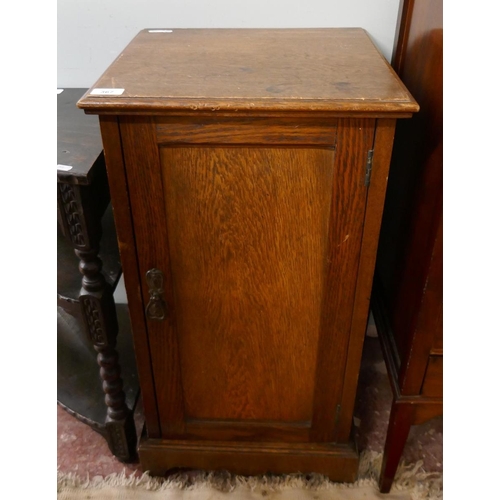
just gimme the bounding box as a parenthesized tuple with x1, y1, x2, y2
(78, 28, 418, 480)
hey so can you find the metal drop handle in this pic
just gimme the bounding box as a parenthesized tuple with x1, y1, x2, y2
(145, 268, 167, 321)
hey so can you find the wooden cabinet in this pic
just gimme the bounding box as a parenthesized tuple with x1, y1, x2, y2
(372, 0, 443, 492)
(78, 28, 417, 481)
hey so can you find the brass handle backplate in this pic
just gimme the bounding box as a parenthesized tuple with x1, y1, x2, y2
(145, 268, 166, 321)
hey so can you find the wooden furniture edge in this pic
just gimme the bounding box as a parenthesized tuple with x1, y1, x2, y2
(57, 301, 140, 461)
(99, 115, 161, 437)
(371, 271, 443, 414)
(391, 0, 416, 72)
(57, 205, 122, 311)
(138, 434, 359, 481)
(371, 272, 402, 398)
(372, 269, 442, 493)
(78, 101, 418, 117)
(335, 118, 396, 441)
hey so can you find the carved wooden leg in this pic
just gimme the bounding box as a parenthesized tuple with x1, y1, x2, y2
(95, 343, 136, 459)
(379, 401, 413, 493)
(76, 247, 137, 462)
(58, 180, 136, 462)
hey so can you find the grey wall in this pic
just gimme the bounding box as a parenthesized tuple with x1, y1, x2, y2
(58, 0, 401, 88)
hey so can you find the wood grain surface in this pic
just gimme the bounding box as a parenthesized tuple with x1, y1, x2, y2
(161, 145, 334, 423)
(77, 29, 418, 115)
(99, 116, 162, 437)
(117, 116, 379, 444)
(310, 118, 375, 442)
(138, 436, 358, 481)
(118, 117, 186, 437)
(335, 118, 396, 442)
(82, 26, 419, 476)
(371, 1, 441, 490)
(156, 117, 337, 145)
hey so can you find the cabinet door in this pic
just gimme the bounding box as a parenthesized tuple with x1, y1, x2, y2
(120, 116, 374, 442)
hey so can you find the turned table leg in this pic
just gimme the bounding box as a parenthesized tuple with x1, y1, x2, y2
(58, 181, 136, 461)
(379, 401, 413, 493)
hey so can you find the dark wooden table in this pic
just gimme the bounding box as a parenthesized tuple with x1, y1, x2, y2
(57, 88, 138, 461)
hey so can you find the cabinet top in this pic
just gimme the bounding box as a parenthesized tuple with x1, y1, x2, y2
(78, 28, 418, 116)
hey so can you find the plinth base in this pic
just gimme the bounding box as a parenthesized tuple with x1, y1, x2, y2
(138, 434, 359, 482)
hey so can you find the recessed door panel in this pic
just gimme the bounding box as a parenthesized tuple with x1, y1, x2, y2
(160, 146, 334, 422)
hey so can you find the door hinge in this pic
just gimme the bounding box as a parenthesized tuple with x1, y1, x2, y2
(335, 404, 341, 424)
(364, 149, 374, 186)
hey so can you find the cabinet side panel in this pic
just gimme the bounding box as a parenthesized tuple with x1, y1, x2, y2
(160, 146, 334, 423)
(335, 118, 396, 442)
(99, 116, 161, 437)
